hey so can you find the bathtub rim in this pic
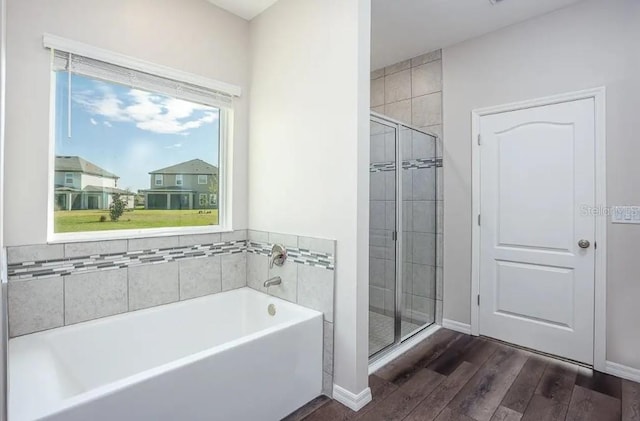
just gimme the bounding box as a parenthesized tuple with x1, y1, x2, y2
(9, 287, 323, 420)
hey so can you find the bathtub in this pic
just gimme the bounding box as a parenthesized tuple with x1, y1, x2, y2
(9, 287, 323, 421)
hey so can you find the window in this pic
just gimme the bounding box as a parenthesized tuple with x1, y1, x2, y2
(47, 39, 236, 236)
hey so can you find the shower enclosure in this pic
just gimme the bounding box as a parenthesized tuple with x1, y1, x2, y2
(369, 112, 439, 358)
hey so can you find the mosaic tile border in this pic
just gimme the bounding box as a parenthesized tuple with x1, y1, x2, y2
(8, 239, 335, 280)
(8, 240, 246, 281)
(370, 158, 443, 173)
(247, 241, 335, 271)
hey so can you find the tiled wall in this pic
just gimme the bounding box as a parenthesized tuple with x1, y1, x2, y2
(6, 229, 336, 396)
(370, 49, 444, 325)
(245, 230, 335, 397)
(6, 231, 248, 337)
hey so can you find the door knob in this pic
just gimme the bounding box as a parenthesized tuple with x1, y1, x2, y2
(578, 239, 590, 249)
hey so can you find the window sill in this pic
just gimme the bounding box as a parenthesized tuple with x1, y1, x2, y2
(47, 225, 233, 244)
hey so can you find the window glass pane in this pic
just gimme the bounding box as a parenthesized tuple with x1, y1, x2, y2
(53, 72, 221, 233)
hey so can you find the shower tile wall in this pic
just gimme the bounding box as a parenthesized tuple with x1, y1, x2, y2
(370, 49, 443, 325)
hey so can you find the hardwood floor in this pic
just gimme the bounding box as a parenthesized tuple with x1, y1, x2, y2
(283, 328, 640, 421)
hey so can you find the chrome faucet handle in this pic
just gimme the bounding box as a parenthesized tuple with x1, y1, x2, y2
(270, 244, 287, 269)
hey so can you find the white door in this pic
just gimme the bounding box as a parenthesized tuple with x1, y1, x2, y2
(479, 98, 596, 364)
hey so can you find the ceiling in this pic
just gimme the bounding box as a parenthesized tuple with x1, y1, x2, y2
(207, 0, 584, 65)
(207, 0, 278, 20)
(371, 0, 584, 69)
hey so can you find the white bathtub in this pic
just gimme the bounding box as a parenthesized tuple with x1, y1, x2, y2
(9, 287, 323, 421)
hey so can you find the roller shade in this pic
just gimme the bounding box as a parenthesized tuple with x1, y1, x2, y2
(51, 49, 234, 109)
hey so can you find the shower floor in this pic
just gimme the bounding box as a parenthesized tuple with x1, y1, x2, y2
(369, 311, 422, 356)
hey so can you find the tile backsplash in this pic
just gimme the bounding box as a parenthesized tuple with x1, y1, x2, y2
(7, 231, 249, 337)
(8, 239, 246, 281)
(6, 228, 336, 397)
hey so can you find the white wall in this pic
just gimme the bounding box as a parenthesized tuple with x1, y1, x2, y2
(4, 0, 250, 246)
(0, 0, 6, 416)
(80, 174, 117, 189)
(443, 0, 640, 370)
(249, 0, 371, 396)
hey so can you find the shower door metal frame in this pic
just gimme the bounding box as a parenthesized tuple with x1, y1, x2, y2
(369, 111, 440, 361)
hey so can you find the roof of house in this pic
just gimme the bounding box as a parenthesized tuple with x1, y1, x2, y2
(149, 159, 218, 175)
(139, 187, 196, 192)
(83, 186, 133, 195)
(55, 156, 119, 179)
(54, 185, 133, 195)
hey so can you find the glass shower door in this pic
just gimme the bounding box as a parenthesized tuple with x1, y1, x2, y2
(369, 112, 438, 359)
(368, 119, 397, 356)
(399, 127, 437, 338)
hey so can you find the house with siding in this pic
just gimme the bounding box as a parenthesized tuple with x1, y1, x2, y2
(142, 159, 218, 210)
(54, 156, 134, 210)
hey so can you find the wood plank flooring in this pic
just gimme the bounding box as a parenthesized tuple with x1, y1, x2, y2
(283, 329, 640, 421)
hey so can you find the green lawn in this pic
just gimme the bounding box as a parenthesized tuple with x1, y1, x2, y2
(55, 209, 219, 233)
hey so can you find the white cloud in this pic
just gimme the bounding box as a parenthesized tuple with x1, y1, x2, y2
(73, 84, 219, 135)
(74, 83, 129, 122)
(164, 143, 183, 149)
(103, 121, 113, 128)
(125, 90, 164, 122)
(90, 118, 98, 125)
(201, 112, 217, 123)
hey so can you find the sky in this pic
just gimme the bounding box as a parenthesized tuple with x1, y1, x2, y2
(55, 72, 220, 192)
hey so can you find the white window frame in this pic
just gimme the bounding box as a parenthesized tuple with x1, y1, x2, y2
(155, 174, 164, 186)
(65, 172, 73, 185)
(198, 175, 208, 185)
(209, 194, 216, 206)
(175, 174, 183, 186)
(45, 35, 239, 243)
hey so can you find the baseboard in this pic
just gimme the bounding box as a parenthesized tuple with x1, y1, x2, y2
(332, 384, 372, 412)
(605, 361, 640, 383)
(442, 319, 471, 335)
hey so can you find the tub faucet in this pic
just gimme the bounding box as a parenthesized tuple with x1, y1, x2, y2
(270, 244, 287, 268)
(263, 276, 282, 288)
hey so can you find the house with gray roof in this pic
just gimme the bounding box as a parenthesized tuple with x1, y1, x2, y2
(54, 156, 134, 210)
(141, 159, 218, 210)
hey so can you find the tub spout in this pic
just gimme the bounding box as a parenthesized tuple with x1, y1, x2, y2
(263, 276, 282, 287)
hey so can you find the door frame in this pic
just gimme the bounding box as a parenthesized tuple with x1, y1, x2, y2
(470, 87, 607, 371)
